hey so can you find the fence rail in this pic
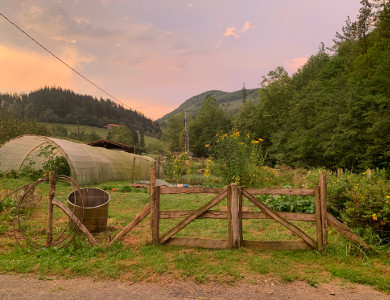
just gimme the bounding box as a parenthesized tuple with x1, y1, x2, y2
(110, 167, 370, 251)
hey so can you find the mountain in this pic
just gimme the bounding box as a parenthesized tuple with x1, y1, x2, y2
(157, 88, 259, 124)
(0, 87, 161, 137)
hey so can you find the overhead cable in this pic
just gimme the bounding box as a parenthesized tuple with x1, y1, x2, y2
(0, 11, 132, 110)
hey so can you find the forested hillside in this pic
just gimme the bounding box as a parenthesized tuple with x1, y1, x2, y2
(0, 87, 161, 137)
(240, 0, 390, 171)
(157, 87, 259, 124)
(163, 1, 390, 171)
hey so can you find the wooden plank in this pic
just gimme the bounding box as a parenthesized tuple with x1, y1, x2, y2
(320, 173, 328, 246)
(160, 187, 224, 194)
(315, 186, 323, 251)
(245, 188, 315, 196)
(242, 212, 316, 222)
(160, 189, 227, 244)
(242, 240, 312, 250)
(227, 185, 232, 248)
(160, 210, 227, 219)
(110, 204, 151, 244)
(52, 198, 98, 246)
(47, 171, 55, 245)
(230, 184, 240, 248)
(159, 210, 316, 221)
(327, 213, 371, 249)
(242, 189, 316, 249)
(239, 187, 243, 244)
(165, 238, 228, 249)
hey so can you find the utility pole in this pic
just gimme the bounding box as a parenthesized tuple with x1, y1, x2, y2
(184, 111, 190, 152)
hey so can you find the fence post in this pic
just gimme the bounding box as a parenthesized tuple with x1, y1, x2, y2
(150, 167, 160, 244)
(320, 172, 328, 247)
(239, 186, 243, 245)
(314, 186, 322, 251)
(47, 171, 55, 245)
(228, 183, 241, 249)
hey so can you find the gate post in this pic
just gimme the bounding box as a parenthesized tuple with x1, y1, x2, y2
(315, 172, 328, 251)
(320, 172, 328, 246)
(228, 183, 241, 249)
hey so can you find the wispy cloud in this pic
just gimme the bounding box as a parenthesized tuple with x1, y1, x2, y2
(187, 3, 193, 8)
(224, 26, 239, 38)
(241, 21, 254, 33)
(284, 57, 308, 73)
(224, 21, 254, 38)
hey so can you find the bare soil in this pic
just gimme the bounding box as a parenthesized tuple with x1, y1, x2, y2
(1, 274, 389, 300)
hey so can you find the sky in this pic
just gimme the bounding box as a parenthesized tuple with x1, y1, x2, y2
(0, 0, 362, 120)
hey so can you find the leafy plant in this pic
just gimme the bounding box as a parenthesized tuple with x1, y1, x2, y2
(209, 130, 267, 186)
(37, 145, 71, 177)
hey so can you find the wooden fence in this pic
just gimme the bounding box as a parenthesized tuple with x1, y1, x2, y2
(112, 168, 370, 251)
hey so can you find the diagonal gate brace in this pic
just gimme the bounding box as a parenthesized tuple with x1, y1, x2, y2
(242, 189, 316, 249)
(159, 188, 228, 244)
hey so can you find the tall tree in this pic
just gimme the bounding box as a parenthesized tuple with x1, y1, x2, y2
(189, 95, 231, 157)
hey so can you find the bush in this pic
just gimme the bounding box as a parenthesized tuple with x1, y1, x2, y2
(209, 130, 266, 186)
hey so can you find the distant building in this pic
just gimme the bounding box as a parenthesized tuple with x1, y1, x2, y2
(104, 124, 120, 130)
(88, 139, 144, 155)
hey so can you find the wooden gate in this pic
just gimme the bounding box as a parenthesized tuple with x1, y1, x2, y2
(111, 168, 369, 251)
(150, 170, 328, 251)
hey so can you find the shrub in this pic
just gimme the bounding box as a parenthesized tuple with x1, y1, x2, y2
(209, 130, 266, 186)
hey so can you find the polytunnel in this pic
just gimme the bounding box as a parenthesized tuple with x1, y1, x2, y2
(0, 135, 161, 185)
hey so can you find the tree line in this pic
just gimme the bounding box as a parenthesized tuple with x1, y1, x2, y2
(0, 86, 161, 138)
(163, 0, 390, 172)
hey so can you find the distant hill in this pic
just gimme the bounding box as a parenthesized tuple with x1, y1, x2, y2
(157, 88, 259, 124)
(0, 87, 161, 137)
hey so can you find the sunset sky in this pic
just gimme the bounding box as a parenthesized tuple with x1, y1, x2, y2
(0, 1, 361, 120)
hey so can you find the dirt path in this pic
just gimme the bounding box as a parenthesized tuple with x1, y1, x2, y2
(1, 274, 389, 300)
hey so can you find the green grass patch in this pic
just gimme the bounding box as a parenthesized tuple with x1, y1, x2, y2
(0, 177, 389, 293)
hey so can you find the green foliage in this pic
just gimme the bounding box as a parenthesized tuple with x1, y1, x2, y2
(36, 145, 71, 177)
(106, 125, 135, 146)
(209, 130, 266, 186)
(164, 152, 192, 183)
(260, 193, 315, 214)
(0, 113, 49, 145)
(0, 86, 161, 138)
(161, 112, 185, 152)
(189, 95, 231, 157)
(231, 2, 390, 171)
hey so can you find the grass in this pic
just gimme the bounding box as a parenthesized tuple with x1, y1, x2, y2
(0, 177, 390, 293)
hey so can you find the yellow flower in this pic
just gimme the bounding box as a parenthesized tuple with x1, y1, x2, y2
(251, 140, 259, 144)
(247, 133, 251, 138)
(205, 144, 210, 148)
(386, 195, 390, 199)
(372, 214, 378, 221)
(240, 142, 244, 145)
(258, 138, 264, 142)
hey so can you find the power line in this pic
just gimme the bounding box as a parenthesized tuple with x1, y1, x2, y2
(0, 11, 132, 110)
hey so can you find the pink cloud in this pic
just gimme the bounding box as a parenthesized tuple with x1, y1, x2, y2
(284, 57, 308, 73)
(224, 26, 239, 38)
(241, 21, 254, 33)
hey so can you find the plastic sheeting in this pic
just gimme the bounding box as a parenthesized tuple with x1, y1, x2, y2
(0, 135, 159, 185)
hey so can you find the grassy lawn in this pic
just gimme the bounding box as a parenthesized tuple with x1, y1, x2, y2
(0, 177, 389, 292)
